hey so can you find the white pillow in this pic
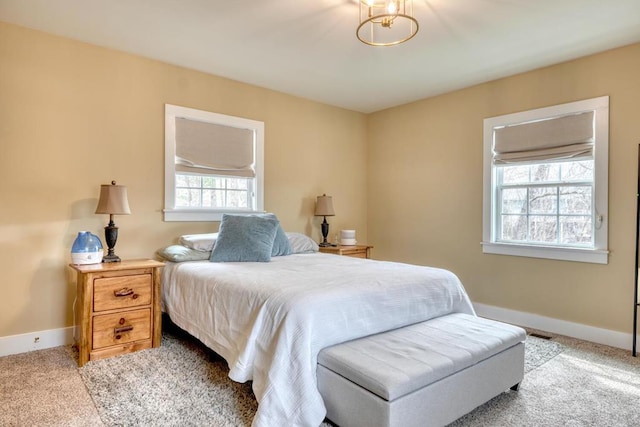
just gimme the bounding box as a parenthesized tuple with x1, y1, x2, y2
(286, 232, 319, 254)
(179, 233, 218, 252)
(157, 245, 211, 262)
(179, 231, 317, 254)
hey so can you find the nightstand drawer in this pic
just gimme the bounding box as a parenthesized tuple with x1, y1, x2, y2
(345, 250, 368, 259)
(92, 308, 151, 349)
(93, 274, 151, 312)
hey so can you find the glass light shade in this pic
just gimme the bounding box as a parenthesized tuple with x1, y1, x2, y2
(357, 0, 419, 46)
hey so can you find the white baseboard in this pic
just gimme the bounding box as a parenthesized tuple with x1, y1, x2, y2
(0, 326, 75, 358)
(474, 302, 633, 351)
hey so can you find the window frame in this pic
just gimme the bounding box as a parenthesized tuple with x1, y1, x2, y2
(482, 96, 609, 264)
(164, 104, 264, 222)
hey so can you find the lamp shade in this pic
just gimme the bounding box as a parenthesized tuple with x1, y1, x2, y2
(314, 194, 335, 217)
(95, 181, 131, 215)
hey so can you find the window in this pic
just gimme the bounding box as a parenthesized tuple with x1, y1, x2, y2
(482, 96, 609, 264)
(164, 104, 264, 221)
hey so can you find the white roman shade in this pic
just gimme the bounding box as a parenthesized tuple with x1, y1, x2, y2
(175, 117, 255, 177)
(493, 111, 594, 164)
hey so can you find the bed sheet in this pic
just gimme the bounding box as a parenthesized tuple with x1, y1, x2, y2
(162, 252, 475, 427)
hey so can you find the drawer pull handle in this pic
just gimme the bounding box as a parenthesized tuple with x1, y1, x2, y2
(114, 288, 134, 297)
(114, 325, 134, 339)
(114, 325, 133, 334)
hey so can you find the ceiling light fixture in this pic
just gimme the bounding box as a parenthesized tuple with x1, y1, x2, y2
(357, 0, 418, 47)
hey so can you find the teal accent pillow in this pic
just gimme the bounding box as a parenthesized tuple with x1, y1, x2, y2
(259, 213, 292, 256)
(210, 214, 279, 262)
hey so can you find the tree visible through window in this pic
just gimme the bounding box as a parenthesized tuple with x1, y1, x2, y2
(175, 174, 251, 209)
(497, 160, 593, 246)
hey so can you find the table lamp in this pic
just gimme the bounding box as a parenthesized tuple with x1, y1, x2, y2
(95, 180, 131, 263)
(314, 194, 335, 247)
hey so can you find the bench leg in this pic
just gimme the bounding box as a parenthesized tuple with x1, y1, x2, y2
(510, 382, 521, 391)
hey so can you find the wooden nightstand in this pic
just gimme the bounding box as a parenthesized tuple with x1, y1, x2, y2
(319, 244, 373, 259)
(70, 259, 164, 367)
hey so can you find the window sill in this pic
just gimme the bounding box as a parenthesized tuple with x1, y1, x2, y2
(481, 241, 609, 264)
(163, 209, 263, 222)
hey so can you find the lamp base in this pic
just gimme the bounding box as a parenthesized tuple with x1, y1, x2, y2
(319, 216, 332, 248)
(103, 218, 121, 263)
(102, 254, 121, 263)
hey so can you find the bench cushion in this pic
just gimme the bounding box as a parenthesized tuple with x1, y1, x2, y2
(318, 313, 526, 401)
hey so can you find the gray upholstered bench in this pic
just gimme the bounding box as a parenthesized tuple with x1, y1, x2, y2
(317, 313, 526, 427)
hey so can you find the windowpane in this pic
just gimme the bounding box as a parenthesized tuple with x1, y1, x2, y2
(501, 215, 527, 241)
(561, 161, 593, 181)
(176, 188, 201, 207)
(529, 187, 557, 214)
(529, 216, 557, 243)
(502, 165, 530, 184)
(560, 216, 592, 245)
(560, 187, 591, 215)
(184, 175, 201, 187)
(228, 179, 248, 190)
(175, 189, 189, 207)
(502, 188, 527, 214)
(531, 164, 560, 182)
(202, 176, 224, 188)
(227, 190, 248, 207)
(175, 174, 189, 187)
(202, 189, 226, 207)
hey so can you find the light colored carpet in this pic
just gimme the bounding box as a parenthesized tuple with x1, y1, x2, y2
(522, 334, 563, 374)
(451, 333, 640, 426)
(0, 345, 102, 426)
(79, 328, 257, 427)
(78, 324, 563, 427)
(3, 324, 639, 427)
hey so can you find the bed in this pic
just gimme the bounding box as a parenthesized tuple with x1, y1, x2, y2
(160, 223, 475, 427)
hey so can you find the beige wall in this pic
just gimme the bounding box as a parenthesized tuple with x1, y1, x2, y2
(0, 22, 367, 337)
(2, 19, 639, 341)
(367, 43, 640, 335)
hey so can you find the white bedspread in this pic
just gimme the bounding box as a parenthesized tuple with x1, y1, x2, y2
(162, 253, 475, 427)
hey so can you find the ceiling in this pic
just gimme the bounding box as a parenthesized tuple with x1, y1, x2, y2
(1, 0, 640, 113)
